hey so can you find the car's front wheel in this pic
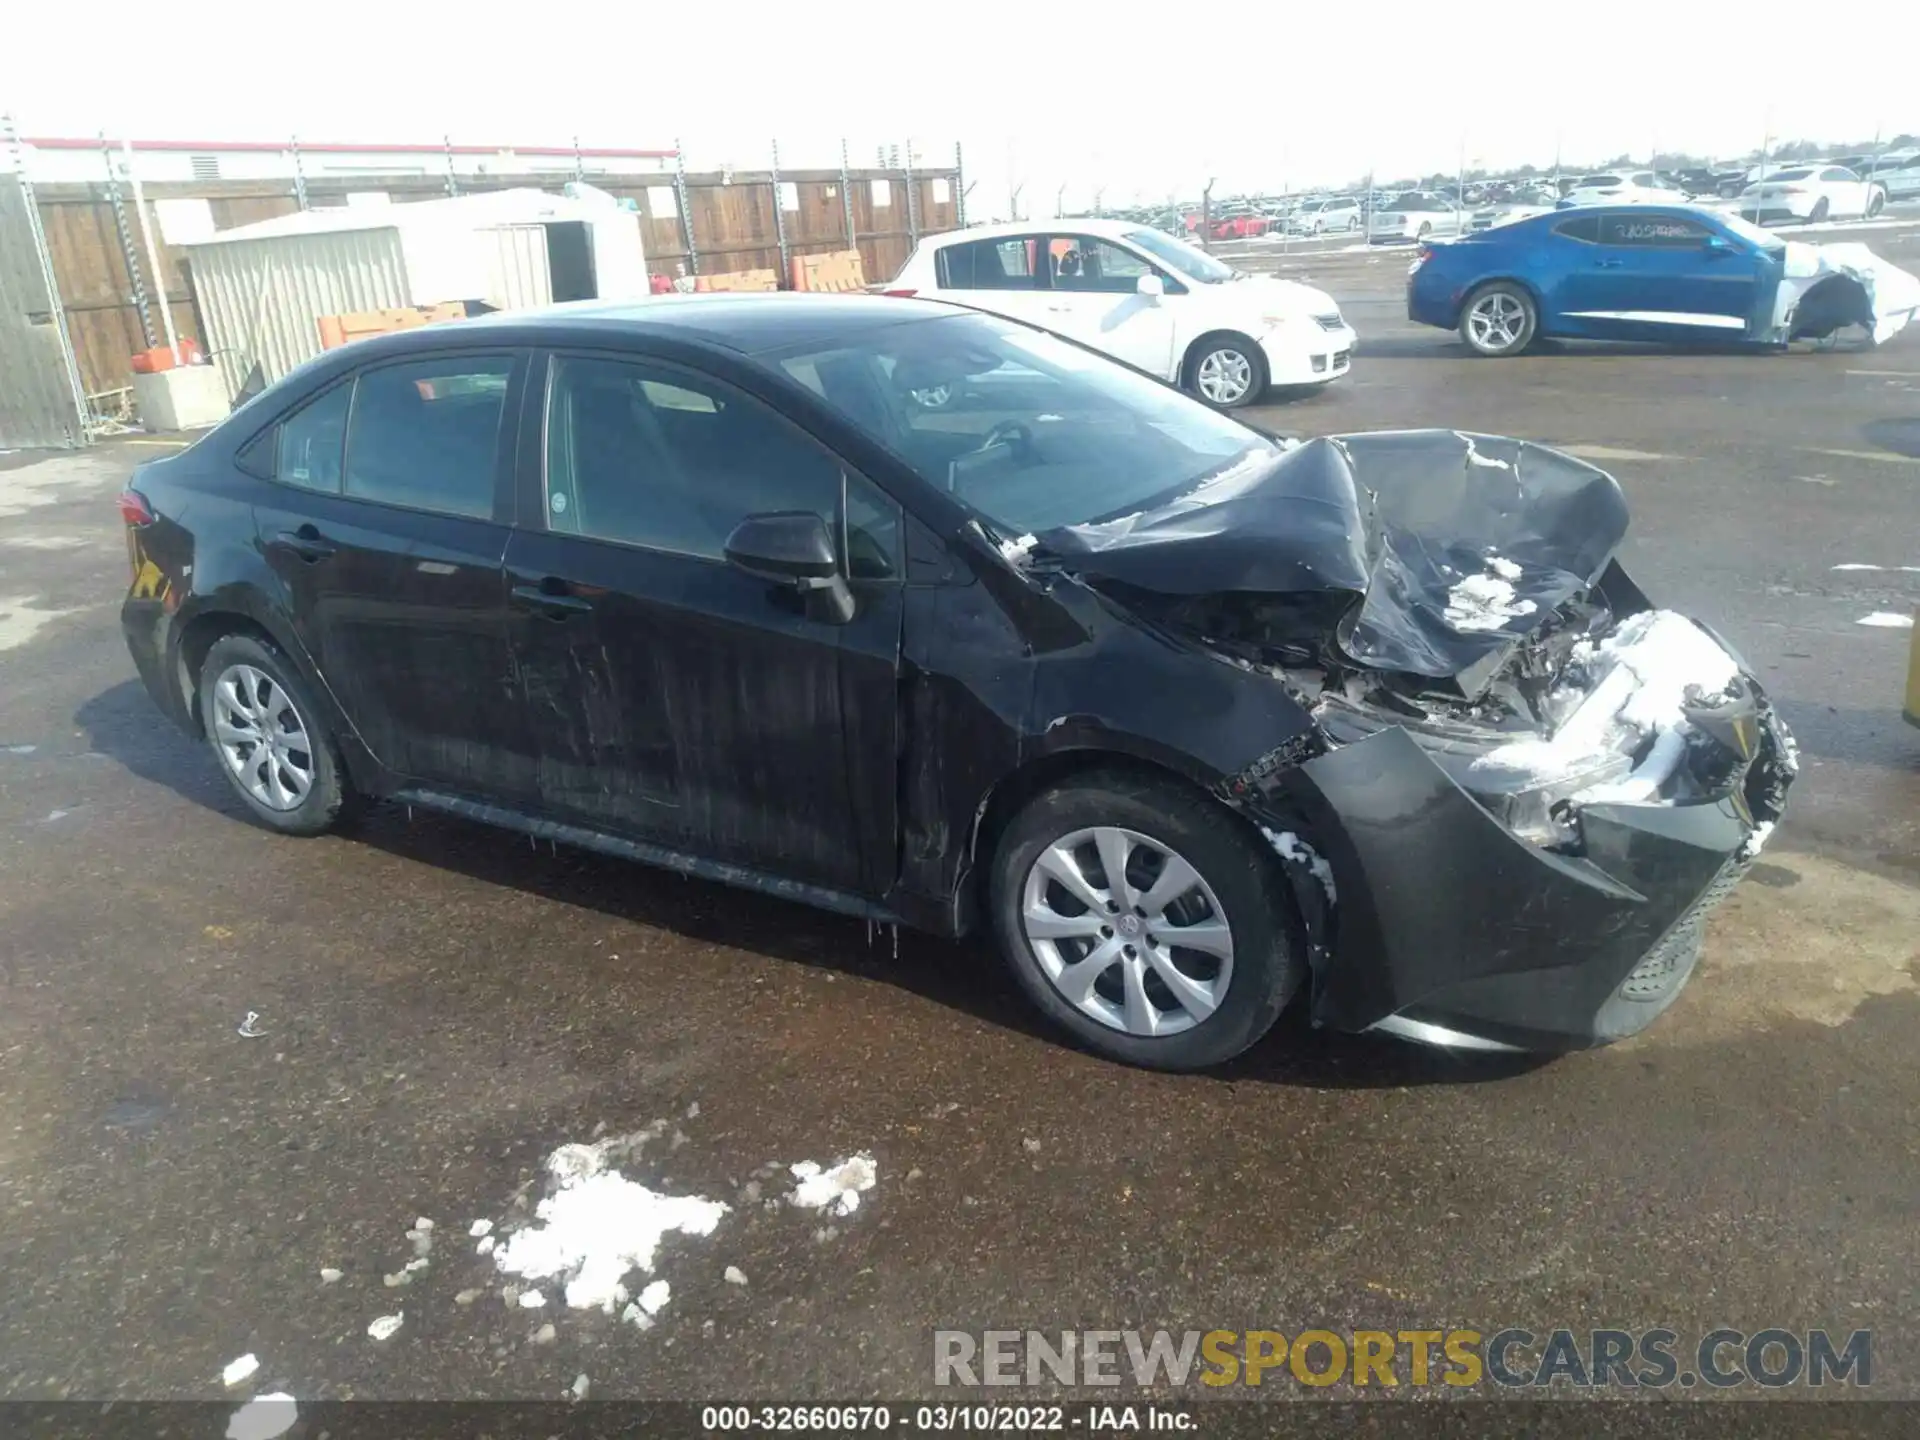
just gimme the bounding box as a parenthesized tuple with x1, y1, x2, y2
(198, 633, 354, 836)
(1459, 281, 1538, 357)
(1809, 197, 1831, 223)
(988, 771, 1303, 1070)
(1183, 334, 1267, 409)
(1866, 189, 1886, 218)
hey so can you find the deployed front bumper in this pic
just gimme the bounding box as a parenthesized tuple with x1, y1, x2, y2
(1273, 683, 1795, 1052)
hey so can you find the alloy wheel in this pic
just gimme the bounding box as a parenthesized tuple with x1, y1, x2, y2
(1019, 826, 1235, 1037)
(1195, 348, 1254, 404)
(211, 663, 315, 811)
(1467, 292, 1527, 353)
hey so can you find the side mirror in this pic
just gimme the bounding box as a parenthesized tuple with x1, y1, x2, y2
(723, 511, 855, 624)
(1136, 273, 1165, 299)
(1702, 234, 1732, 256)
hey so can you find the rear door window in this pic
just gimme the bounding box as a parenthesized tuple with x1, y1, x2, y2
(1553, 215, 1601, 243)
(342, 356, 515, 519)
(936, 237, 1039, 290)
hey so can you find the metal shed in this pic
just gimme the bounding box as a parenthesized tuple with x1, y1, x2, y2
(181, 187, 648, 394)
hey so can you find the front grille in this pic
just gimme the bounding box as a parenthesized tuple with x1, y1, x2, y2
(1312, 313, 1345, 331)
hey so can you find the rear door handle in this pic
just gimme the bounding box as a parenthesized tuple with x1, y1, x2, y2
(511, 582, 593, 618)
(272, 526, 336, 562)
(1596, 258, 1625, 268)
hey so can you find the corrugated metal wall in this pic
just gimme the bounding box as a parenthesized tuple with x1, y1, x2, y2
(485, 225, 553, 309)
(190, 227, 409, 394)
(0, 175, 84, 450)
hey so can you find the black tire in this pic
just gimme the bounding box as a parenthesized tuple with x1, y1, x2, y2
(1458, 280, 1538, 357)
(1181, 333, 1268, 410)
(1867, 190, 1885, 218)
(1809, 198, 1830, 223)
(1417, 221, 1433, 239)
(198, 633, 354, 836)
(988, 771, 1303, 1070)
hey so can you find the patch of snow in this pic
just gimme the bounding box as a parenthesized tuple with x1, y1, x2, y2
(222, 1354, 260, 1388)
(1473, 611, 1744, 806)
(414, 1217, 434, 1232)
(1486, 555, 1522, 580)
(2, 744, 36, 755)
(1857, 611, 1914, 628)
(1831, 562, 1881, 570)
(319, 1268, 342, 1284)
(469, 1219, 493, 1237)
(367, 1312, 403, 1341)
(571, 1374, 591, 1402)
(1443, 567, 1537, 632)
(1260, 828, 1338, 904)
(997, 533, 1038, 565)
(789, 1154, 878, 1217)
(637, 1279, 671, 1315)
(1738, 820, 1776, 863)
(404, 1256, 428, 1273)
(226, 1395, 298, 1440)
(724, 1265, 748, 1286)
(476, 1235, 495, 1256)
(518, 1289, 547, 1308)
(492, 1137, 729, 1314)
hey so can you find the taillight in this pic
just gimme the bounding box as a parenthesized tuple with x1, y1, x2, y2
(880, 287, 918, 298)
(118, 489, 156, 527)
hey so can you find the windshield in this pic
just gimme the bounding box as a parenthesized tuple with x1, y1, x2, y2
(1716, 213, 1786, 251)
(768, 312, 1277, 536)
(1121, 228, 1235, 284)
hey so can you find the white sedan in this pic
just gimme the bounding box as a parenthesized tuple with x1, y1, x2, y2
(885, 218, 1356, 409)
(1738, 165, 1887, 224)
(1366, 193, 1466, 243)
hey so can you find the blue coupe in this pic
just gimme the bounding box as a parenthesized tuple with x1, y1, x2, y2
(1407, 205, 1812, 356)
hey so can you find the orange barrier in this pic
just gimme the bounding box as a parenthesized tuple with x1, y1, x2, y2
(316, 302, 470, 351)
(787, 249, 867, 293)
(692, 269, 780, 293)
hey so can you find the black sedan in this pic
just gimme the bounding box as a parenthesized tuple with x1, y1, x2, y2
(118, 296, 1794, 1069)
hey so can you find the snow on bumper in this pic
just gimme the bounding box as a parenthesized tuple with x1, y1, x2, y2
(1271, 613, 1796, 1052)
(1259, 320, 1356, 386)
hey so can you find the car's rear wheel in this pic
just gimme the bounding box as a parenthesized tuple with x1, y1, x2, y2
(988, 771, 1302, 1070)
(1810, 198, 1830, 223)
(198, 633, 354, 836)
(1867, 189, 1885, 218)
(1459, 281, 1538, 357)
(1417, 221, 1433, 239)
(1183, 334, 1267, 409)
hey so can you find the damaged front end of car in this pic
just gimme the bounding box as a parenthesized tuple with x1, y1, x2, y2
(1032, 430, 1798, 1052)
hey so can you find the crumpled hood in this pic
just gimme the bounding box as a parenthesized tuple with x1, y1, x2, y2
(1032, 430, 1628, 683)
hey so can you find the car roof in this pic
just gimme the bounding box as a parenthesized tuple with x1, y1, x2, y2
(321, 294, 963, 363)
(916, 216, 1151, 248)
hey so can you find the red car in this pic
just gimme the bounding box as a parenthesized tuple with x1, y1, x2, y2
(1209, 212, 1272, 240)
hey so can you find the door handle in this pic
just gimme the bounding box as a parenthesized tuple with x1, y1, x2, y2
(511, 582, 593, 619)
(272, 526, 336, 562)
(1595, 258, 1625, 268)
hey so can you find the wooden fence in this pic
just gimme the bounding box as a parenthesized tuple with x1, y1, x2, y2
(30, 163, 961, 399)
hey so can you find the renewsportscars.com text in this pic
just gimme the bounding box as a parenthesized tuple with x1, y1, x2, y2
(934, 1328, 1872, 1390)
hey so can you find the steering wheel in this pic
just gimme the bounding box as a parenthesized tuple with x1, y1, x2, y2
(976, 421, 1032, 455)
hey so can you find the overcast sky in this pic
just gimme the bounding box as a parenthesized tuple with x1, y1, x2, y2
(4, 0, 1916, 216)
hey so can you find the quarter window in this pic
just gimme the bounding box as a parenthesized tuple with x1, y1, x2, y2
(544, 354, 848, 561)
(1553, 215, 1601, 243)
(269, 382, 350, 492)
(1598, 214, 1711, 247)
(342, 357, 513, 518)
